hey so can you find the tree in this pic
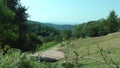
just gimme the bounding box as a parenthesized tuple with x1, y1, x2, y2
(1, 0, 42, 52)
(97, 19, 108, 36)
(0, 0, 20, 54)
(60, 29, 72, 41)
(106, 10, 119, 33)
(72, 24, 86, 38)
(3, 0, 29, 51)
(82, 21, 100, 37)
(0, 0, 18, 46)
(117, 18, 120, 29)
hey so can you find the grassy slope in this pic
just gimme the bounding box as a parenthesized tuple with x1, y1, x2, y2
(63, 32, 120, 68)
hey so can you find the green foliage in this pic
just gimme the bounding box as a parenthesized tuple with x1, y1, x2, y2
(60, 29, 72, 40)
(118, 18, 120, 28)
(73, 10, 120, 38)
(17, 56, 39, 68)
(73, 23, 86, 38)
(83, 21, 105, 37)
(0, 47, 63, 68)
(0, 0, 14, 23)
(39, 42, 56, 50)
(53, 35, 62, 43)
(106, 10, 119, 33)
(0, 0, 42, 52)
(0, 24, 19, 46)
(0, 0, 19, 49)
(24, 33, 42, 52)
(27, 21, 60, 43)
(0, 47, 40, 68)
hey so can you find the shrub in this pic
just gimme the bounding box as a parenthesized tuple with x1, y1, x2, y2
(0, 47, 40, 68)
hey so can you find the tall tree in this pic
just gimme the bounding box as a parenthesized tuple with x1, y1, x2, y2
(2, 0, 42, 52)
(106, 10, 119, 33)
(0, 0, 18, 49)
(3, 0, 28, 51)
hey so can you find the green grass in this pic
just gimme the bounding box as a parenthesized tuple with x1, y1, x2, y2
(62, 32, 120, 68)
(39, 42, 56, 51)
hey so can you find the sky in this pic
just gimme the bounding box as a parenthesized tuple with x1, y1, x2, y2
(21, 0, 120, 25)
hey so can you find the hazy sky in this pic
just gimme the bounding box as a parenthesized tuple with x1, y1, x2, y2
(21, 0, 120, 25)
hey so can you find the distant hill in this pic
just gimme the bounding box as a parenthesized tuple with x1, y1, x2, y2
(43, 23, 74, 30)
(27, 20, 74, 30)
(26, 20, 41, 24)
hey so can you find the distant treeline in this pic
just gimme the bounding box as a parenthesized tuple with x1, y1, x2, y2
(73, 10, 120, 38)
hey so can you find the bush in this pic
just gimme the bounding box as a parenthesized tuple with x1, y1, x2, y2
(0, 47, 40, 68)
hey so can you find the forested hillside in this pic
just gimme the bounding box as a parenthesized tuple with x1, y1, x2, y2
(43, 23, 74, 30)
(26, 20, 59, 43)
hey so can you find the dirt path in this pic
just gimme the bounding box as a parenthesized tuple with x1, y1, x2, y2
(29, 46, 64, 61)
